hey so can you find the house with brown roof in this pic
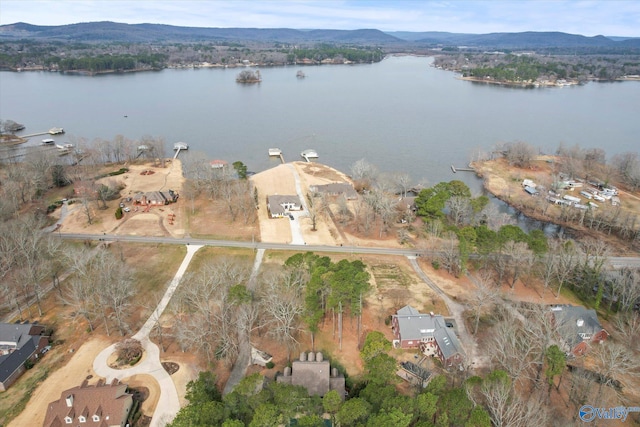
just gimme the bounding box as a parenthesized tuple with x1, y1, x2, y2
(277, 351, 345, 399)
(132, 189, 178, 206)
(43, 379, 133, 427)
(391, 305, 465, 368)
(266, 195, 302, 218)
(309, 183, 358, 200)
(0, 322, 49, 391)
(551, 305, 609, 356)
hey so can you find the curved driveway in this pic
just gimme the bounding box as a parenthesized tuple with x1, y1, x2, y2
(93, 244, 202, 427)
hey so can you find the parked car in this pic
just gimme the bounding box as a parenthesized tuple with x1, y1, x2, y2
(124, 207, 131, 212)
(288, 214, 294, 220)
(41, 345, 51, 354)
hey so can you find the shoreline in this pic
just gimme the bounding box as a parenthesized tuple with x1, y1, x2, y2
(472, 158, 640, 255)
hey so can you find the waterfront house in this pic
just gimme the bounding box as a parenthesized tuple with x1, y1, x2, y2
(267, 195, 302, 218)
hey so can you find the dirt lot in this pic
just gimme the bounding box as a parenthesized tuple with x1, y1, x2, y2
(250, 162, 348, 245)
(58, 160, 187, 237)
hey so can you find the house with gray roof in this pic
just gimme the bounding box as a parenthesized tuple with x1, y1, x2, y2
(266, 195, 302, 218)
(309, 183, 358, 200)
(0, 322, 49, 391)
(551, 305, 608, 356)
(277, 351, 345, 398)
(391, 305, 465, 368)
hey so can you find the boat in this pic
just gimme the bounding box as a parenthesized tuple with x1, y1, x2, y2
(301, 149, 318, 159)
(56, 143, 74, 150)
(42, 138, 55, 145)
(49, 127, 64, 135)
(174, 142, 189, 150)
(268, 148, 282, 156)
(137, 144, 150, 151)
(296, 70, 306, 78)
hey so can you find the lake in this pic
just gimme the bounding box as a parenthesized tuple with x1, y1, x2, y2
(1, 55, 639, 194)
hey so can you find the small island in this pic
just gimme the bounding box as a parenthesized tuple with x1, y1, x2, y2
(236, 69, 261, 83)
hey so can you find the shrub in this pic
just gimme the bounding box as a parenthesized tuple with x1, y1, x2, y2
(115, 207, 123, 219)
(432, 260, 440, 270)
(116, 339, 143, 365)
(265, 361, 275, 369)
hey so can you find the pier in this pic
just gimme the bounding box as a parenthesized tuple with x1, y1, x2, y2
(451, 165, 475, 173)
(21, 127, 65, 138)
(268, 148, 285, 164)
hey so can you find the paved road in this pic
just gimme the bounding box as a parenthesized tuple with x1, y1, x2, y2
(56, 233, 640, 269)
(93, 244, 202, 427)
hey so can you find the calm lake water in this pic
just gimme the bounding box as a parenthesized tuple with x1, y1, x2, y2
(2, 55, 639, 195)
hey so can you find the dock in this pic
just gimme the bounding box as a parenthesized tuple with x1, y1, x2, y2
(268, 148, 285, 164)
(21, 127, 65, 138)
(301, 149, 318, 163)
(451, 165, 475, 173)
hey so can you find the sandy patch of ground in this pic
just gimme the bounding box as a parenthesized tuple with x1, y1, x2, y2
(59, 160, 186, 237)
(250, 162, 343, 245)
(8, 336, 114, 427)
(122, 374, 160, 417)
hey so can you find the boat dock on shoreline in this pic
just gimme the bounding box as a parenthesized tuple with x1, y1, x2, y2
(451, 164, 475, 173)
(269, 148, 285, 163)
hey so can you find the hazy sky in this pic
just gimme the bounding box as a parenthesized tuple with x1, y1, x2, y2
(1, 0, 639, 37)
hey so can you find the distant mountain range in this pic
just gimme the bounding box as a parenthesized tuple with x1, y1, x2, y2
(1, 21, 639, 49)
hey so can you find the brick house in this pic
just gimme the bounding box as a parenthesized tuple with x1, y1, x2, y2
(551, 305, 609, 356)
(0, 322, 49, 391)
(132, 189, 178, 206)
(43, 379, 133, 427)
(392, 305, 465, 368)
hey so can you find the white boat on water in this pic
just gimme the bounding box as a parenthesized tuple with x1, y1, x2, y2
(268, 148, 282, 156)
(174, 142, 189, 150)
(42, 138, 55, 145)
(49, 127, 64, 135)
(301, 149, 318, 159)
(137, 144, 150, 151)
(56, 143, 74, 150)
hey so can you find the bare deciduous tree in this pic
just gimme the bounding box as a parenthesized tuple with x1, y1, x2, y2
(468, 273, 499, 334)
(504, 141, 537, 168)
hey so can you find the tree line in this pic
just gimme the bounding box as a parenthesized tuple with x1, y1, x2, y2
(0, 40, 384, 71)
(434, 52, 640, 82)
